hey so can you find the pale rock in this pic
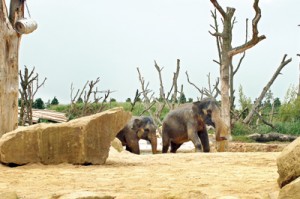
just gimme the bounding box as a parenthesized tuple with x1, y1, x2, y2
(277, 137, 300, 188)
(278, 177, 300, 199)
(0, 107, 130, 165)
(111, 138, 123, 152)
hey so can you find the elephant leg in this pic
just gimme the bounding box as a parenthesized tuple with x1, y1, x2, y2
(162, 134, 170, 153)
(126, 145, 132, 153)
(198, 131, 210, 152)
(187, 126, 202, 152)
(170, 142, 182, 153)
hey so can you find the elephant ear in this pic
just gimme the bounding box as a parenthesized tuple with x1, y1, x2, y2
(192, 100, 215, 127)
(192, 101, 204, 116)
(131, 118, 143, 130)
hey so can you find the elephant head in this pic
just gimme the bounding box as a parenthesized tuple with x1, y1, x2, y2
(192, 98, 229, 142)
(129, 116, 158, 154)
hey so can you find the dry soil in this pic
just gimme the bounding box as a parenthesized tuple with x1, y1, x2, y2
(0, 142, 283, 199)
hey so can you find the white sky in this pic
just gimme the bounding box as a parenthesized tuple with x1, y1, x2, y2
(17, 0, 300, 104)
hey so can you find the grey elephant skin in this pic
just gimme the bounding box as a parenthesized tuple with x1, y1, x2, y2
(116, 116, 157, 154)
(162, 98, 227, 153)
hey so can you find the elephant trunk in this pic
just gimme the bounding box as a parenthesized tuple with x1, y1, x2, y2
(148, 133, 157, 154)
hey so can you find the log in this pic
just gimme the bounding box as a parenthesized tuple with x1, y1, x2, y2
(248, 132, 297, 142)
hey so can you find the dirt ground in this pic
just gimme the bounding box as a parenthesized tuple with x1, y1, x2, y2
(0, 141, 284, 199)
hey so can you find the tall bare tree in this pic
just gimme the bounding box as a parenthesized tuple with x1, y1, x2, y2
(19, 66, 47, 126)
(137, 59, 182, 127)
(0, 0, 26, 136)
(209, 0, 266, 133)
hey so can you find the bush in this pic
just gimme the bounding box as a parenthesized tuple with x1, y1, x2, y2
(279, 96, 300, 122)
(51, 97, 59, 105)
(33, 98, 45, 109)
(232, 122, 252, 136)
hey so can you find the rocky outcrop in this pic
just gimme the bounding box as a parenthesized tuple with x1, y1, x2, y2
(0, 107, 131, 165)
(277, 137, 300, 188)
(277, 137, 300, 198)
(278, 177, 300, 199)
(111, 138, 124, 152)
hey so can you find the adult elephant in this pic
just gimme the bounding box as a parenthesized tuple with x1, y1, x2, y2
(162, 98, 228, 153)
(116, 116, 157, 154)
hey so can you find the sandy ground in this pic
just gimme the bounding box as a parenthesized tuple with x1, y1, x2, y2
(0, 141, 283, 199)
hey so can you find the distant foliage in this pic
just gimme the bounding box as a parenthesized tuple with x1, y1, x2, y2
(33, 98, 45, 109)
(51, 97, 59, 105)
(178, 93, 187, 104)
(238, 85, 252, 118)
(232, 122, 252, 136)
(279, 85, 300, 122)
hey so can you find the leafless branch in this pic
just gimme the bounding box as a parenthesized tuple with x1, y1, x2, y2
(154, 60, 165, 99)
(229, 0, 266, 57)
(243, 54, 292, 124)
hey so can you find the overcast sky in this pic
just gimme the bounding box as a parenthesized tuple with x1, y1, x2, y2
(18, 0, 299, 104)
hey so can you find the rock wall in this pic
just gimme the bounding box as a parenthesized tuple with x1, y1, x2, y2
(0, 107, 131, 165)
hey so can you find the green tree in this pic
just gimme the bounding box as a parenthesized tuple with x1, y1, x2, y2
(126, 98, 131, 103)
(33, 98, 45, 109)
(238, 85, 252, 119)
(77, 97, 83, 103)
(110, 98, 116, 102)
(279, 85, 300, 122)
(274, 97, 281, 108)
(238, 85, 252, 110)
(51, 97, 59, 105)
(179, 93, 187, 104)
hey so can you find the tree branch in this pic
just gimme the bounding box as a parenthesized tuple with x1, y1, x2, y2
(210, 0, 226, 18)
(154, 60, 165, 99)
(243, 54, 292, 124)
(229, 0, 266, 57)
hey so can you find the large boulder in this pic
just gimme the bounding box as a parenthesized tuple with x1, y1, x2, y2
(0, 107, 131, 165)
(278, 177, 300, 199)
(277, 137, 300, 188)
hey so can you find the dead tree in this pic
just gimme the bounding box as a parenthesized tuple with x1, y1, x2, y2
(137, 59, 182, 127)
(0, 0, 26, 136)
(243, 55, 292, 124)
(130, 89, 142, 112)
(185, 71, 220, 99)
(69, 77, 112, 117)
(210, 0, 266, 133)
(19, 66, 47, 126)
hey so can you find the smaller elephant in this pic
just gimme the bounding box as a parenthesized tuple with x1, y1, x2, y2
(116, 116, 157, 155)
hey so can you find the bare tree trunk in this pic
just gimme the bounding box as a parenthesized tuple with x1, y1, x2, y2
(243, 55, 292, 124)
(0, 0, 25, 136)
(19, 66, 47, 125)
(210, 0, 266, 135)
